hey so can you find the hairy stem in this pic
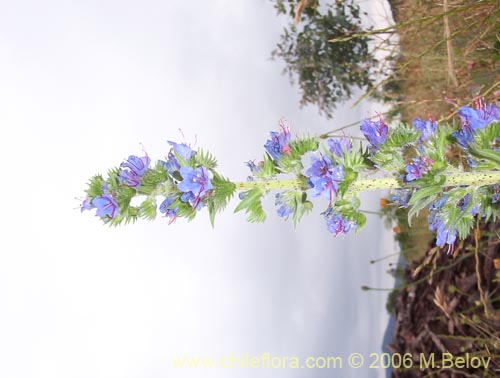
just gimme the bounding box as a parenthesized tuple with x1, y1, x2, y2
(234, 171, 500, 192)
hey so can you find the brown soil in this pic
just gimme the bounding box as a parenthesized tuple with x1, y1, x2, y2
(387, 221, 500, 377)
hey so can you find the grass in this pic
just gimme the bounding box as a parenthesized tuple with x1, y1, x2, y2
(383, 0, 499, 122)
(353, 1, 500, 375)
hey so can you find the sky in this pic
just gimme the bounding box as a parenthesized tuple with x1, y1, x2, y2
(0, 1, 398, 377)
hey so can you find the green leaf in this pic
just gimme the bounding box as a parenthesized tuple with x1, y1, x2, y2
(292, 193, 313, 227)
(139, 197, 157, 221)
(86, 175, 105, 198)
(194, 149, 218, 170)
(207, 174, 236, 227)
(278, 135, 319, 174)
(139, 163, 169, 195)
(234, 187, 266, 223)
(407, 184, 442, 225)
(259, 154, 279, 179)
(470, 148, 500, 168)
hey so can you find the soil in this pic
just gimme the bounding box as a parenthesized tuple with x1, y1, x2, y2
(387, 221, 500, 377)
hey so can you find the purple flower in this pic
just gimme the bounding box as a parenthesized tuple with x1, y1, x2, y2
(327, 138, 353, 157)
(452, 102, 500, 148)
(305, 155, 345, 201)
(275, 193, 294, 219)
(246, 160, 263, 176)
(159, 196, 178, 223)
(306, 155, 333, 178)
(405, 156, 433, 182)
(264, 119, 291, 161)
(118, 170, 141, 188)
(458, 193, 481, 215)
(435, 223, 457, 249)
(458, 103, 500, 132)
(452, 129, 474, 148)
(428, 211, 457, 250)
(413, 117, 437, 143)
(119, 155, 150, 187)
(120, 155, 150, 176)
(429, 210, 457, 247)
(92, 194, 119, 219)
(390, 189, 412, 208)
(360, 117, 388, 149)
(429, 195, 448, 211)
(168, 141, 195, 161)
(493, 185, 500, 204)
(161, 151, 181, 174)
(177, 166, 214, 209)
(323, 208, 357, 236)
(80, 197, 95, 213)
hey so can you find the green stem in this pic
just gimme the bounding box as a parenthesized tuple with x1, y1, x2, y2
(234, 171, 500, 192)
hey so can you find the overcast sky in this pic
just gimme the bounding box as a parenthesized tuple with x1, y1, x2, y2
(0, 1, 398, 377)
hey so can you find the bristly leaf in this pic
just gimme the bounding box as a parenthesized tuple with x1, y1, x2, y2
(333, 144, 368, 172)
(291, 191, 313, 227)
(407, 184, 442, 225)
(425, 123, 454, 164)
(86, 175, 105, 198)
(194, 148, 218, 170)
(470, 121, 500, 149)
(278, 135, 319, 173)
(139, 163, 169, 195)
(105, 167, 122, 192)
(212, 174, 236, 208)
(371, 123, 419, 171)
(234, 187, 266, 223)
(139, 197, 157, 221)
(467, 122, 500, 168)
(171, 199, 197, 221)
(107, 206, 139, 227)
(207, 174, 236, 227)
(469, 148, 500, 168)
(259, 154, 280, 179)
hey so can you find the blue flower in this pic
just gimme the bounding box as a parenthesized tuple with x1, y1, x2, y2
(405, 156, 433, 182)
(118, 170, 141, 188)
(452, 103, 500, 148)
(493, 185, 500, 204)
(327, 138, 352, 157)
(306, 155, 333, 178)
(120, 155, 150, 176)
(159, 196, 178, 223)
(390, 189, 412, 208)
(161, 151, 181, 174)
(177, 166, 214, 209)
(452, 129, 474, 148)
(264, 119, 291, 161)
(275, 193, 294, 219)
(92, 194, 119, 219)
(458, 103, 500, 132)
(159, 141, 195, 174)
(429, 195, 448, 211)
(119, 155, 150, 187)
(428, 211, 457, 249)
(413, 117, 437, 143)
(323, 208, 357, 236)
(246, 160, 263, 176)
(458, 193, 481, 215)
(80, 197, 95, 213)
(168, 141, 195, 161)
(305, 155, 345, 200)
(360, 117, 388, 149)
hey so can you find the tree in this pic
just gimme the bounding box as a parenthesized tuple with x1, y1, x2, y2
(271, 0, 377, 118)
